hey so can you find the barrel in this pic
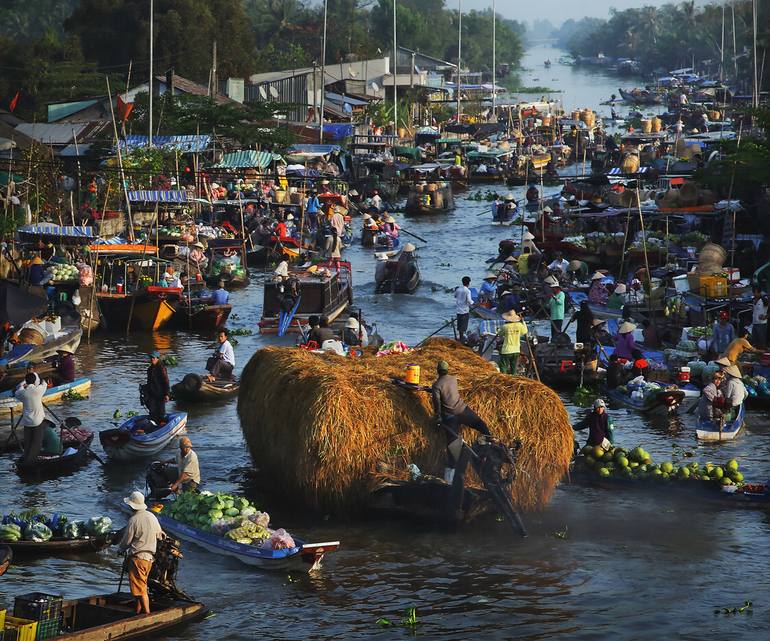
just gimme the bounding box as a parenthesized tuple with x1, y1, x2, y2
(641, 119, 652, 133)
(404, 365, 421, 385)
(571, 110, 581, 122)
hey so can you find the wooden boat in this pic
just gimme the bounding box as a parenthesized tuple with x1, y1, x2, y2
(619, 87, 662, 105)
(99, 412, 187, 462)
(607, 386, 685, 414)
(205, 238, 250, 289)
(6, 533, 112, 556)
(696, 404, 745, 441)
(42, 592, 206, 640)
(16, 431, 95, 478)
(123, 503, 339, 572)
(0, 378, 92, 417)
(374, 250, 421, 294)
(259, 261, 353, 334)
(171, 374, 239, 403)
(0, 361, 57, 392)
(404, 180, 454, 215)
(98, 286, 182, 332)
(2, 325, 82, 367)
(171, 303, 231, 331)
(466, 150, 511, 184)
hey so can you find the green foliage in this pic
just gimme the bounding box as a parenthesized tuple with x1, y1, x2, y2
(0, 0, 79, 39)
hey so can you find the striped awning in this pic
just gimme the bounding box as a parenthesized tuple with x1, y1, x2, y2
(607, 166, 649, 175)
(120, 135, 211, 153)
(18, 224, 94, 238)
(212, 150, 283, 169)
(127, 190, 188, 203)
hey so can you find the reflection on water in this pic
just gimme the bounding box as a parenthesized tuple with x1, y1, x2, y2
(2, 43, 770, 639)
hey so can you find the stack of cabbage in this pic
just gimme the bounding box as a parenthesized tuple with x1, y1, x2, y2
(579, 444, 744, 486)
(0, 512, 111, 542)
(45, 263, 80, 282)
(745, 375, 770, 398)
(161, 491, 258, 532)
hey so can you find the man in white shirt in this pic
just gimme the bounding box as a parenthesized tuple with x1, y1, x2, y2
(168, 437, 201, 493)
(752, 286, 768, 348)
(15, 373, 47, 463)
(206, 328, 235, 381)
(454, 276, 474, 342)
(370, 190, 383, 211)
(548, 251, 570, 276)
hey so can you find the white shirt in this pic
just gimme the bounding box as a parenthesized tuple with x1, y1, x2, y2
(217, 340, 235, 366)
(454, 285, 473, 315)
(371, 195, 382, 209)
(753, 296, 768, 325)
(548, 258, 569, 275)
(15, 381, 47, 427)
(176, 449, 201, 484)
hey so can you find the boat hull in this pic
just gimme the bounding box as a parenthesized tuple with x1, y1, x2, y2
(6, 534, 111, 557)
(99, 412, 187, 462)
(171, 375, 239, 402)
(696, 404, 745, 441)
(98, 295, 178, 331)
(0, 378, 92, 417)
(172, 304, 231, 331)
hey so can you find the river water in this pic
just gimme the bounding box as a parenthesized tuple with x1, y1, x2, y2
(2, 43, 769, 640)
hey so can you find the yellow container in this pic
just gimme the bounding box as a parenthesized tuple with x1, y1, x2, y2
(4, 616, 38, 641)
(404, 365, 421, 385)
(0, 610, 5, 629)
(699, 275, 728, 298)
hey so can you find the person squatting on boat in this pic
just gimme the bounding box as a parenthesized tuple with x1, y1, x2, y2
(432, 360, 490, 483)
(164, 436, 201, 494)
(206, 329, 235, 381)
(698, 369, 726, 422)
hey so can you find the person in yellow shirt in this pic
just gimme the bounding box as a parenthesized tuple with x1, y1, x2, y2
(723, 329, 762, 367)
(496, 309, 528, 375)
(517, 247, 531, 275)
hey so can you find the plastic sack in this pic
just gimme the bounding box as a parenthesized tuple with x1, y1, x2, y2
(87, 516, 113, 536)
(248, 511, 270, 529)
(24, 522, 53, 542)
(62, 520, 86, 540)
(267, 528, 295, 550)
(78, 263, 94, 287)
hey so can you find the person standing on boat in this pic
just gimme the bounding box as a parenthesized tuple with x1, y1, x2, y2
(723, 329, 762, 367)
(698, 369, 725, 422)
(709, 311, 735, 358)
(305, 190, 321, 232)
(55, 348, 76, 383)
(567, 260, 589, 283)
(206, 329, 235, 381)
(545, 276, 565, 338)
(496, 310, 528, 375)
(454, 276, 474, 343)
(432, 360, 490, 483)
(144, 351, 170, 425)
(478, 273, 497, 305)
(210, 280, 229, 306)
(720, 364, 747, 421)
(525, 184, 539, 204)
(15, 372, 47, 464)
(118, 491, 164, 615)
(614, 322, 637, 361)
(571, 300, 594, 345)
(751, 286, 768, 349)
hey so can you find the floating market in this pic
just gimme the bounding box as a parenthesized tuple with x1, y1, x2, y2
(1, 0, 770, 638)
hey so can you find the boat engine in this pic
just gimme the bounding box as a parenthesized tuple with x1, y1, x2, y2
(149, 536, 193, 601)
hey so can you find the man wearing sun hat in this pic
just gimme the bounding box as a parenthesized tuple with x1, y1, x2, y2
(117, 490, 164, 614)
(496, 309, 528, 375)
(545, 275, 565, 338)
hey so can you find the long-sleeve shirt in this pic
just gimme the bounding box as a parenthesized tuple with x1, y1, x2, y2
(710, 322, 735, 354)
(217, 340, 235, 366)
(14, 381, 47, 427)
(614, 332, 637, 360)
(587, 411, 609, 446)
(722, 377, 747, 407)
(118, 510, 162, 561)
(432, 374, 467, 419)
(146, 364, 170, 399)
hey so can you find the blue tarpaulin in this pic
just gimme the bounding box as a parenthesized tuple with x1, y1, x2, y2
(321, 124, 354, 141)
(127, 190, 189, 203)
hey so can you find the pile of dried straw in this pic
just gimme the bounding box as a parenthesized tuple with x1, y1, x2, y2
(237, 339, 573, 512)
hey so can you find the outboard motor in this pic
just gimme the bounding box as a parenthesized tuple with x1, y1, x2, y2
(148, 536, 192, 601)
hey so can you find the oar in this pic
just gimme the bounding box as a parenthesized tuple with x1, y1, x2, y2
(398, 228, 427, 243)
(43, 401, 106, 465)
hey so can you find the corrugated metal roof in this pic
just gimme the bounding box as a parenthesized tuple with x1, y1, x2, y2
(59, 143, 92, 157)
(212, 150, 283, 169)
(15, 123, 89, 145)
(120, 135, 211, 153)
(47, 100, 99, 123)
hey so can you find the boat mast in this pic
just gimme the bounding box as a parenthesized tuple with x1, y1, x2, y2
(492, 0, 496, 119)
(320, 0, 328, 143)
(393, 0, 398, 138)
(456, 0, 462, 120)
(148, 0, 153, 148)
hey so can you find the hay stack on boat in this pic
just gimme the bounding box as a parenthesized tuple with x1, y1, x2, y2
(237, 339, 573, 513)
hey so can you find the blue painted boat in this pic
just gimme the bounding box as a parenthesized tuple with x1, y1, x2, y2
(607, 386, 685, 414)
(119, 502, 339, 572)
(696, 404, 745, 441)
(0, 377, 92, 417)
(99, 411, 187, 462)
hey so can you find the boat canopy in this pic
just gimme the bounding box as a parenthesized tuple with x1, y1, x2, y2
(394, 146, 421, 160)
(286, 144, 342, 160)
(409, 163, 443, 173)
(212, 150, 284, 169)
(466, 149, 511, 161)
(17, 224, 94, 243)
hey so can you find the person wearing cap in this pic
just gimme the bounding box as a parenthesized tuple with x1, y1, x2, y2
(165, 437, 201, 493)
(615, 322, 637, 361)
(709, 311, 735, 357)
(454, 276, 474, 342)
(698, 369, 726, 422)
(547, 251, 569, 276)
(144, 351, 170, 424)
(723, 328, 762, 366)
(588, 271, 608, 305)
(206, 328, 235, 381)
(720, 363, 747, 420)
(546, 276, 565, 338)
(496, 309, 528, 375)
(586, 398, 613, 448)
(432, 360, 490, 483)
(210, 280, 230, 306)
(27, 255, 47, 286)
(55, 348, 76, 383)
(478, 272, 497, 304)
(607, 283, 627, 310)
(117, 490, 164, 615)
(343, 316, 369, 347)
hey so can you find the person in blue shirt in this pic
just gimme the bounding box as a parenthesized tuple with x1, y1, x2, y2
(28, 256, 47, 286)
(306, 190, 321, 231)
(211, 281, 230, 306)
(478, 272, 497, 304)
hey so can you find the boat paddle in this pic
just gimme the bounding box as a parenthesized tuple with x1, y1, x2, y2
(42, 401, 107, 465)
(398, 228, 428, 243)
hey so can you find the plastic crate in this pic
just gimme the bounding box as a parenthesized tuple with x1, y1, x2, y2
(32, 618, 60, 641)
(3, 616, 38, 641)
(13, 594, 62, 624)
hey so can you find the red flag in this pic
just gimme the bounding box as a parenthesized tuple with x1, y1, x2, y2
(117, 95, 134, 123)
(9, 91, 20, 112)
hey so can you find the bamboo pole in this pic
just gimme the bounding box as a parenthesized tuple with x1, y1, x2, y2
(87, 181, 112, 343)
(106, 76, 134, 240)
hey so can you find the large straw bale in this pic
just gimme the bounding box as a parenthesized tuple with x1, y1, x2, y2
(237, 339, 573, 513)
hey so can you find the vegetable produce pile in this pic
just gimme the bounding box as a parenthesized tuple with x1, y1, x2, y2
(578, 444, 746, 486)
(0, 511, 112, 542)
(615, 378, 669, 401)
(159, 491, 295, 550)
(45, 264, 80, 282)
(745, 375, 770, 398)
(562, 232, 626, 251)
